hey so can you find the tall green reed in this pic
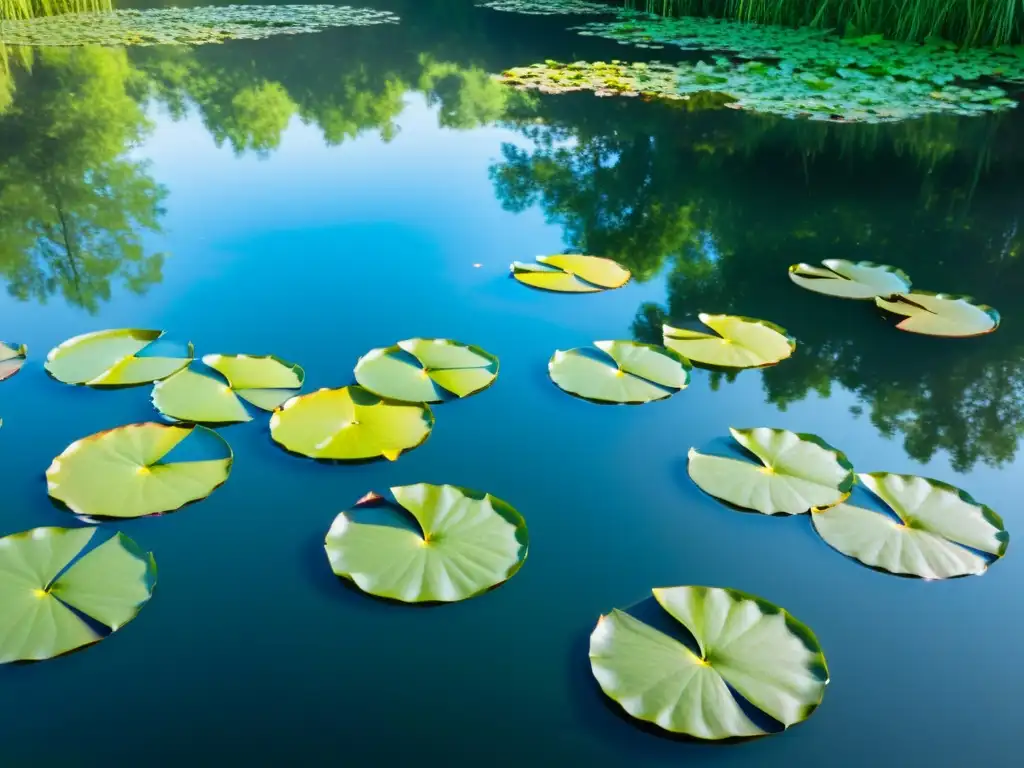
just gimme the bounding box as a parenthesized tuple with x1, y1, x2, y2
(1, 0, 108, 21)
(624, 0, 1024, 46)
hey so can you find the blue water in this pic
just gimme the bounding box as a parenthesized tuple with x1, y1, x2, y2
(1, 2, 1022, 764)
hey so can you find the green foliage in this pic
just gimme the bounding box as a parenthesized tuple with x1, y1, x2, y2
(626, 0, 1024, 46)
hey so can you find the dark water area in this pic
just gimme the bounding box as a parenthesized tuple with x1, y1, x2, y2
(1, 1, 1022, 764)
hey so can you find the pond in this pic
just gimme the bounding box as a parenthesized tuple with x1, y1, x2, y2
(0, 0, 1021, 764)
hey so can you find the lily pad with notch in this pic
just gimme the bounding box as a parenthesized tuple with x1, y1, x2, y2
(325, 483, 528, 603)
(152, 353, 304, 424)
(589, 586, 828, 740)
(548, 340, 690, 404)
(875, 292, 1000, 337)
(1, 341, 27, 382)
(46, 423, 232, 520)
(354, 339, 497, 403)
(0, 526, 156, 663)
(789, 259, 912, 299)
(688, 427, 854, 515)
(663, 314, 795, 369)
(511, 254, 631, 293)
(270, 386, 433, 461)
(812, 473, 1009, 579)
(45, 329, 193, 387)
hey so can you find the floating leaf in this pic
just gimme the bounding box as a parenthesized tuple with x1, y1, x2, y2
(46, 423, 232, 519)
(789, 259, 912, 299)
(0, 341, 27, 382)
(663, 314, 795, 369)
(511, 254, 631, 293)
(875, 292, 1000, 337)
(812, 473, 1009, 579)
(590, 586, 828, 740)
(354, 339, 497, 403)
(152, 354, 304, 423)
(0, 5, 399, 47)
(0, 527, 156, 663)
(270, 386, 433, 461)
(45, 329, 193, 387)
(688, 427, 853, 515)
(478, 0, 614, 14)
(548, 340, 689, 403)
(325, 483, 528, 603)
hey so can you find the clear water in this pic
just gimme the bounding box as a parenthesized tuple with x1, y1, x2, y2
(1, 1, 1022, 764)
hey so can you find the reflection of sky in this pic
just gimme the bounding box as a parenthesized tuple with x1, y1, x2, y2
(1, 89, 1021, 767)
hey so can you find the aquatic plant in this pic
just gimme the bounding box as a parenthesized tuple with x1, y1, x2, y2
(663, 314, 795, 368)
(325, 483, 529, 603)
(354, 339, 498, 403)
(591, 586, 829, 739)
(45, 329, 193, 386)
(0, 5, 399, 47)
(576, 14, 1024, 84)
(511, 253, 632, 291)
(625, 0, 1024, 47)
(548, 340, 690, 403)
(476, 0, 614, 14)
(0, 0, 108, 21)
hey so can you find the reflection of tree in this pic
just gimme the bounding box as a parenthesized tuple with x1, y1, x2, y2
(493, 95, 1024, 471)
(0, 47, 166, 312)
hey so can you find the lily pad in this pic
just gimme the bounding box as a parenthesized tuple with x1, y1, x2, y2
(0, 5, 399, 47)
(1, 341, 27, 382)
(45, 329, 193, 387)
(548, 340, 690, 403)
(663, 314, 795, 369)
(478, 0, 613, 14)
(589, 586, 828, 740)
(325, 483, 528, 603)
(46, 423, 232, 519)
(269, 386, 433, 461)
(875, 292, 1000, 337)
(688, 427, 853, 515)
(354, 339, 498, 403)
(152, 354, 304, 423)
(0, 526, 156, 663)
(511, 254, 631, 293)
(812, 473, 1009, 579)
(789, 260, 912, 299)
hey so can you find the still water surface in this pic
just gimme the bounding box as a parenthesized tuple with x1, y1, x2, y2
(1, 1, 1022, 764)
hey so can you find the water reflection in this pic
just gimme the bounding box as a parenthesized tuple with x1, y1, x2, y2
(490, 93, 1024, 470)
(0, 46, 165, 313)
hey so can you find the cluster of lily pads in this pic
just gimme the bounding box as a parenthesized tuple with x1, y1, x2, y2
(511, 256, 795, 404)
(476, 0, 614, 15)
(499, 57, 1015, 122)
(0, 5, 399, 47)
(790, 259, 1001, 337)
(485, 1, 1022, 122)
(0, 326, 527, 661)
(689, 426, 1009, 580)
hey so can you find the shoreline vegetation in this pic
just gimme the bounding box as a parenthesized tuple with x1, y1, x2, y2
(622, 0, 1024, 46)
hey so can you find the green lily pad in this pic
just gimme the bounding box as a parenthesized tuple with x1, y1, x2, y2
(269, 386, 433, 461)
(354, 339, 498, 403)
(478, 0, 614, 14)
(663, 314, 795, 369)
(152, 354, 304, 423)
(0, 341, 27, 382)
(325, 483, 528, 603)
(46, 423, 232, 519)
(812, 473, 1009, 579)
(0, 526, 156, 663)
(511, 254, 631, 293)
(789, 259, 912, 299)
(689, 428, 854, 515)
(590, 586, 828, 740)
(875, 292, 1000, 337)
(548, 340, 690, 403)
(45, 329, 193, 387)
(0, 5, 399, 47)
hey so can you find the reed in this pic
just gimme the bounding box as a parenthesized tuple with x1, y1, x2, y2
(625, 0, 1024, 46)
(0, 0, 108, 21)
